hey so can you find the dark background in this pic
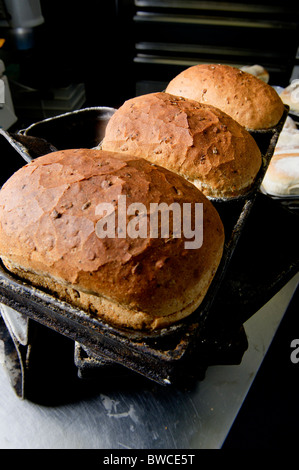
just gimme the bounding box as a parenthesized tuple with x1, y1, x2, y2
(1, 0, 299, 124)
(223, 283, 299, 449)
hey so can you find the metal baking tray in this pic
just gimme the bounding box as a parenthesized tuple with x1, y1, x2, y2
(0, 105, 290, 386)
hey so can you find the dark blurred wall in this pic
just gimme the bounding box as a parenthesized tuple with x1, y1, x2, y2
(130, 0, 299, 94)
(1, 1, 299, 116)
(35, 1, 135, 107)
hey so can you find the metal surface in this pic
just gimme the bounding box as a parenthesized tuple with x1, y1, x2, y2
(0, 274, 298, 449)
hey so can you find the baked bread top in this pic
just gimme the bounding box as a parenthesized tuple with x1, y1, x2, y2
(0, 148, 224, 330)
(166, 64, 285, 130)
(102, 92, 262, 198)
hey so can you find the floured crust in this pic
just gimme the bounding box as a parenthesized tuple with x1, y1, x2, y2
(166, 64, 285, 130)
(240, 64, 269, 83)
(102, 92, 262, 198)
(262, 151, 299, 196)
(280, 81, 299, 114)
(0, 149, 224, 330)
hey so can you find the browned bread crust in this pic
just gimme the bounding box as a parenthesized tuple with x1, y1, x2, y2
(0, 149, 224, 330)
(102, 92, 262, 198)
(166, 64, 285, 130)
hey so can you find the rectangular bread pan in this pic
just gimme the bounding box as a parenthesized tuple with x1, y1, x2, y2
(19, 106, 117, 152)
(0, 105, 290, 385)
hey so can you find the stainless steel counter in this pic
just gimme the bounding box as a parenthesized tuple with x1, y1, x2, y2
(0, 273, 298, 449)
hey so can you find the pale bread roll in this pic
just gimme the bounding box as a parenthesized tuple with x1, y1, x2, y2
(240, 64, 269, 83)
(280, 80, 299, 114)
(262, 151, 299, 196)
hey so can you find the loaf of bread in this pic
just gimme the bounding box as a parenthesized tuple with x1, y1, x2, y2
(262, 150, 299, 196)
(276, 124, 299, 150)
(280, 80, 299, 114)
(165, 64, 285, 130)
(102, 92, 262, 199)
(0, 149, 225, 330)
(240, 64, 269, 83)
(262, 113, 299, 196)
